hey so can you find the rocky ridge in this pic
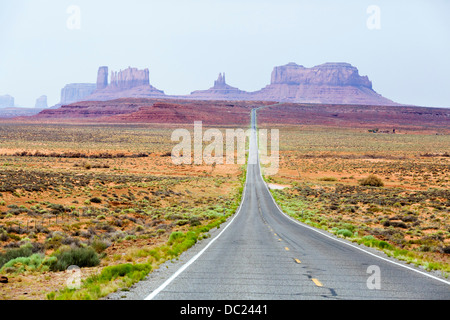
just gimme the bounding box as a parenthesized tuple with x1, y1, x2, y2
(25, 98, 449, 134)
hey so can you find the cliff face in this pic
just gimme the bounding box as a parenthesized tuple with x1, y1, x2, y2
(110, 67, 149, 90)
(60, 83, 97, 105)
(270, 62, 372, 87)
(85, 66, 165, 101)
(35, 95, 48, 108)
(96, 66, 108, 90)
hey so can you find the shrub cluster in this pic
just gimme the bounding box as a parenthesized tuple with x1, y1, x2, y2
(49, 246, 100, 271)
(358, 174, 384, 187)
(0, 242, 101, 273)
(0, 254, 55, 274)
(0, 243, 33, 268)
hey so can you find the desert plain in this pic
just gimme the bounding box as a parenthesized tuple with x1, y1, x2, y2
(0, 100, 448, 299)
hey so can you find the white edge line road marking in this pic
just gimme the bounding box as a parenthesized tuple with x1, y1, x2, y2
(144, 208, 241, 300)
(144, 126, 255, 300)
(145, 167, 248, 300)
(258, 146, 450, 286)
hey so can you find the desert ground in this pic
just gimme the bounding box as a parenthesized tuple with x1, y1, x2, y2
(0, 123, 244, 299)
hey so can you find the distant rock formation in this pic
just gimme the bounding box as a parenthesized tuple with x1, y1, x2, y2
(270, 62, 372, 87)
(187, 63, 395, 105)
(84, 66, 165, 101)
(35, 95, 48, 108)
(60, 83, 97, 105)
(250, 62, 398, 105)
(0, 95, 14, 108)
(54, 62, 400, 106)
(214, 72, 226, 87)
(190, 73, 249, 100)
(110, 67, 149, 90)
(96, 66, 109, 90)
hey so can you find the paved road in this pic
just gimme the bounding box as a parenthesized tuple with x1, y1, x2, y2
(145, 109, 450, 300)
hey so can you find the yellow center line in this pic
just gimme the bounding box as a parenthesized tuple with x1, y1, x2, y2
(312, 278, 323, 287)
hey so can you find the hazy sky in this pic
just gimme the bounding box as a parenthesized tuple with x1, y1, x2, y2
(1, 0, 449, 108)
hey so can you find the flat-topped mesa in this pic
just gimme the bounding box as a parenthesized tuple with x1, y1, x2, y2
(271, 62, 372, 88)
(252, 62, 397, 105)
(110, 67, 150, 90)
